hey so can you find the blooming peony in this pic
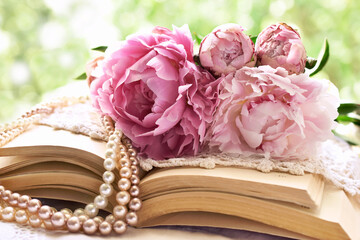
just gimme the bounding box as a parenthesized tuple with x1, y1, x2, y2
(89, 25, 219, 160)
(209, 66, 339, 159)
(255, 23, 307, 75)
(199, 23, 255, 76)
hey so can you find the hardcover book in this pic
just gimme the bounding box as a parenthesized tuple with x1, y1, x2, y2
(1, 125, 358, 240)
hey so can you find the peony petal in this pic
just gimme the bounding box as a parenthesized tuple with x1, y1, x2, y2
(147, 54, 178, 81)
(151, 97, 186, 136)
(236, 116, 263, 148)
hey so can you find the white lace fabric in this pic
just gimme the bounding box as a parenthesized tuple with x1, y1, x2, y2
(38, 101, 360, 198)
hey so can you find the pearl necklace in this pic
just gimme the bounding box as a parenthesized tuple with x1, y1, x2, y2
(0, 96, 141, 235)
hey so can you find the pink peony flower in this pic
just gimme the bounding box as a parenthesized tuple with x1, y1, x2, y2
(209, 66, 339, 159)
(89, 25, 220, 160)
(255, 23, 307, 75)
(199, 23, 255, 76)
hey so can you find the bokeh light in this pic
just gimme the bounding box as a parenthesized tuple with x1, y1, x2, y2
(0, 0, 359, 122)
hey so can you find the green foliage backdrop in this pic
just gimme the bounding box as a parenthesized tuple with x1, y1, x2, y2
(0, 0, 359, 122)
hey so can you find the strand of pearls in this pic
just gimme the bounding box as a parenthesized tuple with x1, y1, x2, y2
(0, 96, 141, 235)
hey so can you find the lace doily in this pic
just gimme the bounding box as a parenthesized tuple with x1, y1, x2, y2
(38, 101, 360, 197)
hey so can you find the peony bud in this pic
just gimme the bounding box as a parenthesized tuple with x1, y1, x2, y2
(86, 55, 104, 87)
(255, 23, 307, 75)
(199, 23, 255, 76)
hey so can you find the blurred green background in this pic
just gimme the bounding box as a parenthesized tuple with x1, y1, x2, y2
(0, 0, 359, 122)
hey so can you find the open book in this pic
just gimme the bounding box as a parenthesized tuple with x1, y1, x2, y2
(0, 125, 359, 240)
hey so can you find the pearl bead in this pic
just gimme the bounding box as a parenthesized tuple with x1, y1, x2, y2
(0, 185, 5, 193)
(39, 205, 53, 220)
(106, 141, 117, 150)
(60, 208, 72, 221)
(84, 203, 98, 217)
(83, 219, 97, 234)
(116, 191, 130, 205)
(130, 175, 140, 185)
(114, 129, 123, 138)
(119, 158, 131, 168)
(99, 183, 113, 197)
(2, 206, 15, 221)
(119, 152, 128, 159)
(123, 138, 131, 145)
(18, 195, 30, 208)
(105, 149, 116, 159)
(78, 214, 89, 224)
(99, 221, 112, 235)
(113, 220, 127, 234)
(51, 212, 65, 228)
(128, 148, 137, 157)
(126, 211, 138, 226)
(60, 208, 72, 215)
(118, 178, 131, 191)
(15, 209, 28, 224)
(131, 165, 139, 175)
(130, 185, 140, 197)
(105, 214, 115, 224)
(67, 216, 81, 232)
(28, 199, 42, 213)
(105, 126, 113, 133)
(9, 192, 20, 206)
(130, 157, 139, 166)
(43, 219, 55, 230)
(29, 214, 42, 228)
(94, 195, 108, 209)
(129, 198, 142, 211)
(119, 144, 127, 153)
(113, 205, 127, 220)
(103, 158, 116, 171)
(103, 171, 115, 183)
(108, 135, 120, 144)
(120, 167, 132, 178)
(2, 190, 12, 201)
(93, 216, 104, 226)
(73, 208, 85, 217)
(63, 212, 72, 221)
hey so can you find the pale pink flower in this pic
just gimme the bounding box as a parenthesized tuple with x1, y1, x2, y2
(255, 23, 307, 75)
(199, 23, 255, 76)
(86, 55, 104, 87)
(209, 66, 339, 159)
(89, 25, 220, 160)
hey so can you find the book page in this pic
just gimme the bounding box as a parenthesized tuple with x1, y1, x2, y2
(138, 183, 358, 240)
(141, 167, 324, 208)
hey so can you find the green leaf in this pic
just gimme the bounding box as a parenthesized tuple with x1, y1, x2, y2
(309, 38, 329, 77)
(250, 35, 257, 45)
(305, 57, 317, 69)
(338, 103, 360, 115)
(74, 72, 87, 80)
(91, 46, 108, 52)
(193, 32, 203, 45)
(336, 115, 360, 126)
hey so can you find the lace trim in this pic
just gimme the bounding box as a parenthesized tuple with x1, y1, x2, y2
(37, 101, 360, 197)
(38, 102, 108, 141)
